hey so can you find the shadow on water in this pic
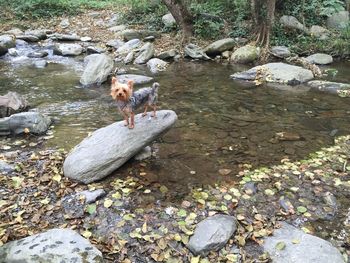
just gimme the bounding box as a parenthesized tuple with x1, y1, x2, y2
(1, 50, 350, 193)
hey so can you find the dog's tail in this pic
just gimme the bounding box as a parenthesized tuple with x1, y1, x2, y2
(151, 82, 160, 94)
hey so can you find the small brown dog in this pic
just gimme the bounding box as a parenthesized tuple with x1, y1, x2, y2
(110, 77, 159, 129)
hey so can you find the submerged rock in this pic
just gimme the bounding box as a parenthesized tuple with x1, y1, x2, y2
(327, 11, 349, 30)
(0, 229, 104, 263)
(32, 60, 48, 68)
(231, 62, 314, 84)
(187, 214, 236, 256)
(0, 91, 29, 118)
(116, 74, 153, 85)
(184, 44, 210, 60)
(263, 222, 344, 263)
(147, 58, 168, 74)
(53, 43, 83, 56)
(27, 51, 48, 58)
(134, 42, 154, 64)
(204, 38, 236, 56)
(306, 53, 333, 65)
(231, 45, 260, 64)
(0, 44, 8, 56)
(134, 146, 152, 161)
(63, 110, 177, 183)
(0, 112, 51, 136)
(80, 54, 114, 87)
(270, 46, 291, 58)
(307, 80, 350, 94)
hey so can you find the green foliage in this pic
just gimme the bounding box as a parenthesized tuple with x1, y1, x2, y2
(319, 0, 345, 17)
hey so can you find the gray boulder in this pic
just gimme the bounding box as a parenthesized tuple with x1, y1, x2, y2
(5, 28, 23, 35)
(116, 39, 141, 54)
(106, 39, 125, 49)
(263, 222, 345, 263)
(280, 15, 308, 32)
(25, 29, 47, 40)
(231, 45, 260, 64)
(204, 38, 236, 56)
(187, 214, 236, 256)
(0, 229, 104, 263)
(270, 46, 291, 59)
(49, 33, 81, 41)
(231, 62, 314, 84)
(162, 13, 176, 27)
(0, 91, 29, 117)
(327, 11, 349, 30)
(0, 112, 51, 136)
(157, 49, 178, 60)
(120, 29, 160, 41)
(80, 54, 114, 87)
(124, 51, 135, 64)
(134, 42, 154, 64)
(310, 25, 330, 40)
(306, 53, 333, 65)
(307, 80, 350, 94)
(63, 110, 177, 183)
(27, 51, 48, 58)
(16, 34, 40, 42)
(53, 44, 83, 56)
(147, 58, 168, 74)
(185, 44, 210, 60)
(115, 74, 153, 85)
(0, 34, 16, 49)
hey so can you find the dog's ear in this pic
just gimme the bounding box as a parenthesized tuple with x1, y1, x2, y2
(112, 77, 117, 84)
(127, 80, 134, 89)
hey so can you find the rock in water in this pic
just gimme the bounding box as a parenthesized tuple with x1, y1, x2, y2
(0, 229, 104, 263)
(147, 58, 168, 74)
(0, 91, 29, 117)
(53, 43, 83, 56)
(307, 80, 350, 94)
(187, 214, 236, 256)
(116, 74, 154, 85)
(134, 42, 154, 64)
(231, 62, 314, 84)
(184, 44, 210, 60)
(305, 53, 333, 65)
(63, 110, 177, 183)
(204, 38, 236, 56)
(230, 45, 260, 64)
(263, 222, 344, 263)
(0, 112, 51, 136)
(80, 54, 114, 87)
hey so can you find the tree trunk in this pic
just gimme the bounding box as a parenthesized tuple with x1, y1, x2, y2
(162, 0, 194, 42)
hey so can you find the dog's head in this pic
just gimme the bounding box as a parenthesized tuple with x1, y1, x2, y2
(110, 77, 134, 101)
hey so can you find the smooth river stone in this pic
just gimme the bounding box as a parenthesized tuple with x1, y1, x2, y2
(63, 110, 177, 183)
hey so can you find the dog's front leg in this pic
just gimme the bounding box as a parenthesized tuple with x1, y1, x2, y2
(142, 105, 148, 117)
(122, 111, 129, 127)
(129, 112, 135, 129)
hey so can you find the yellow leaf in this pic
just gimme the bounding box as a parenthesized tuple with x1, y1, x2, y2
(82, 230, 92, 238)
(191, 256, 200, 263)
(40, 198, 50, 205)
(104, 198, 113, 208)
(112, 192, 121, 199)
(52, 174, 61, 182)
(142, 222, 148, 233)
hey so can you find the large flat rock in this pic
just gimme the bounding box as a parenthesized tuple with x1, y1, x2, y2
(63, 110, 177, 183)
(231, 62, 314, 84)
(0, 228, 104, 263)
(263, 222, 345, 263)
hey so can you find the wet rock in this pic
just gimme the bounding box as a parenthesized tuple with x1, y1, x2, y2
(0, 92, 29, 118)
(63, 110, 177, 183)
(8, 48, 18, 56)
(187, 214, 236, 256)
(25, 29, 47, 40)
(327, 11, 349, 30)
(53, 43, 83, 56)
(106, 39, 125, 49)
(0, 112, 51, 136)
(134, 146, 152, 161)
(147, 58, 168, 74)
(124, 51, 135, 64)
(231, 45, 260, 64)
(120, 29, 160, 41)
(0, 34, 16, 49)
(162, 13, 176, 27)
(204, 38, 236, 56)
(305, 53, 333, 65)
(87, 46, 106, 54)
(307, 80, 350, 94)
(231, 62, 314, 84)
(0, 160, 15, 174)
(116, 39, 141, 54)
(0, 45, 8, 56)
(49, 33, 81, 41)
(80, 36, 92, 42)
(62, 189, 106, 218)
(80, 54, 114, 87)
(157, 49, 178, 60)
(16, 34, 40, 42)
(280, 15, 308, 32)
(263, 222, 344, 263)
(32, 60, 48, 68)
(310, 25, 330, 40)
(108, 25, 127, 32)
(271, 46, 291, 59)
(184, 44, 210, 60)
(27, 51, 48, 58)
(134, 42, 154, 64)
(116, 74, 153, 85)
(0, 228, 104, 263)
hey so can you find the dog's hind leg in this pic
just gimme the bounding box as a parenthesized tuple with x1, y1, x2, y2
(142, 105, 148, 117)
(151, 105, 157, 118)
